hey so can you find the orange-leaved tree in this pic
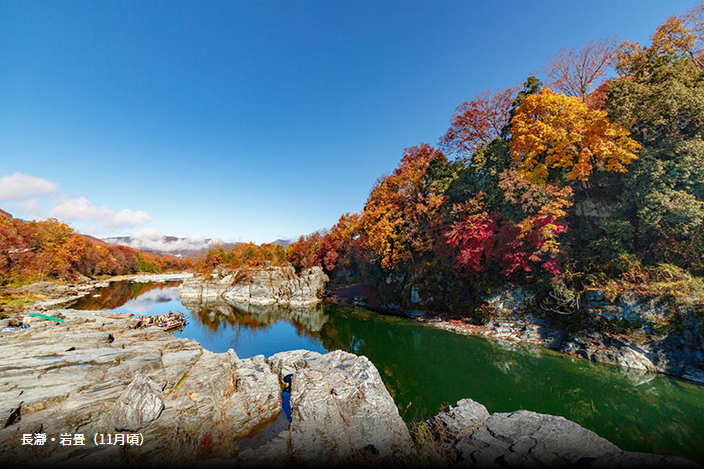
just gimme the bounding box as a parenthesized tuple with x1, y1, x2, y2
(509, 88, 640, 184)
(616, 13, 703, 77)
(439, 87, 517, 157)
(315, 212, 363, 272)
(361, 144, 448, 270)
(286, 232, 324, 272)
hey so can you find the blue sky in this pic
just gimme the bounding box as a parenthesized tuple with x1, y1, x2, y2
(0, 0, 699, 244)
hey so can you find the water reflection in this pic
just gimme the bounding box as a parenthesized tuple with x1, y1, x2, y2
(178, 297, 330, 358)
(181, 297, 328, 334)
(71, 281, 704, 464)
(71, 281, 182, 312)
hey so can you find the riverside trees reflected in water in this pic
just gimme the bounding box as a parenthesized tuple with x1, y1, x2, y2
(72, 281, 704, 464)
(71, 280, 183, 311)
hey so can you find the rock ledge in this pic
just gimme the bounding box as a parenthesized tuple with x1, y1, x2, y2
(180, 265, 328, 306)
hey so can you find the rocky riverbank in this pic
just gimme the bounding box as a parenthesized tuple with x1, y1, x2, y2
(327, 283, 704, 385)
(179, 265, 328, 306)
(0, 307, 700, 468)
(416, 314, 704, 384)
(0, 272, 193, 316)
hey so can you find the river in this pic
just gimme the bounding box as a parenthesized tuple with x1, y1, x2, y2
(70, 280, 704, 463)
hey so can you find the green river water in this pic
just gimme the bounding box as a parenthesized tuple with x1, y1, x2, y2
(72, 280, 704, 463)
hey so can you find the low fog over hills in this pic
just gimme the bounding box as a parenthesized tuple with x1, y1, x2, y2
(104, 229, 233, 258)
(105, 229, 294, 258)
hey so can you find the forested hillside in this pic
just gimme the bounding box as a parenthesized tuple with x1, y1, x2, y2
(284, 7, 704, 313)
(0, 211, 191, 285)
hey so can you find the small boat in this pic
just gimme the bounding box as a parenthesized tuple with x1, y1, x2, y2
(163, 321, 185, 332)
(28, 312, 64, 323)
(148, 311, 187, 332)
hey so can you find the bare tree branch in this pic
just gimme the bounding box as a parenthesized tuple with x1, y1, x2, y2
(542, 38, 618, 100)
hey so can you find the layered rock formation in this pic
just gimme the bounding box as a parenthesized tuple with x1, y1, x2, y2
(236, 349, 416, 466)
(0, 309, 700, 468)
(179, 265, 328, 306)
(0, 310, 281, 467)
(0, 311, 411, 468)
(420, 399, 700, 468)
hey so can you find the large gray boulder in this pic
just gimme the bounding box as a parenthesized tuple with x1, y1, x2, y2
(424, 398, 490, 443)
(234, 350, 416, 466)
(423, 400, 702, 469)
(456, 410, 620, 468)
(180, 265, 328, 306)
(287, 350, 415, 464)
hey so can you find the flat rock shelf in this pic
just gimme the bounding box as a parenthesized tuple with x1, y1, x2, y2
(5, 279, 703, 466)
(0, 308, 701, 467)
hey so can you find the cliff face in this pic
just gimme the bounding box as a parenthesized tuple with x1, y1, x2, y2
(179, 265, 328, 306)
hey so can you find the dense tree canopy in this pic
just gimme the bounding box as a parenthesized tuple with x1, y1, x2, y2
(277, 6, 704, 312)
(510, 88, 640, 184)
(0, 212, 189, 285)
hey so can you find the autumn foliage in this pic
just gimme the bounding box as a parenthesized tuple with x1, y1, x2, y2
(283, 6, 704, 312)
(509, 89, 640, 183)
(440, 88, 516, 156)
(196, 242, 287, 274)
(314, 212, 363, 272)
(361, 144, 448, 270)
(286, 232, 324, 272)
(9, 4, 702, 316)
(616, 10, 703, 77)
(0, 213, 190, 285)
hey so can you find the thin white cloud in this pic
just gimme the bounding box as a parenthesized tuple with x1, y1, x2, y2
(106, 208, 151, 229)
(0, 172, 58, 201)
(51, 196, 150, 230)
(51, 196, 100, 220)
(109, 228, 220, 253)
(0, 172, 151, 234)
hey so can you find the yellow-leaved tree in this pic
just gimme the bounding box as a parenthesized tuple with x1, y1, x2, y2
(616, 12, 703, 76)
(509, 88, 640, 184)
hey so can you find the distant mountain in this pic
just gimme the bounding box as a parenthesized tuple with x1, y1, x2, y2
(80, 233, 109, 246)
(104, 235, 237, 259)
(269, 238, 293, 248)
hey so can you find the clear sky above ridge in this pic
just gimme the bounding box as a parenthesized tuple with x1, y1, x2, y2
(0, 0, 699, 244)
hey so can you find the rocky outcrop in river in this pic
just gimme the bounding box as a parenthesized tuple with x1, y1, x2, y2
(0, 308, 700, 468)
(0, 309, 282, 467)
(235, 349, 416, 466)
(0, 309, 410, 467)
(420, 399, 700, 468)
(179, 265, 328, 306)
